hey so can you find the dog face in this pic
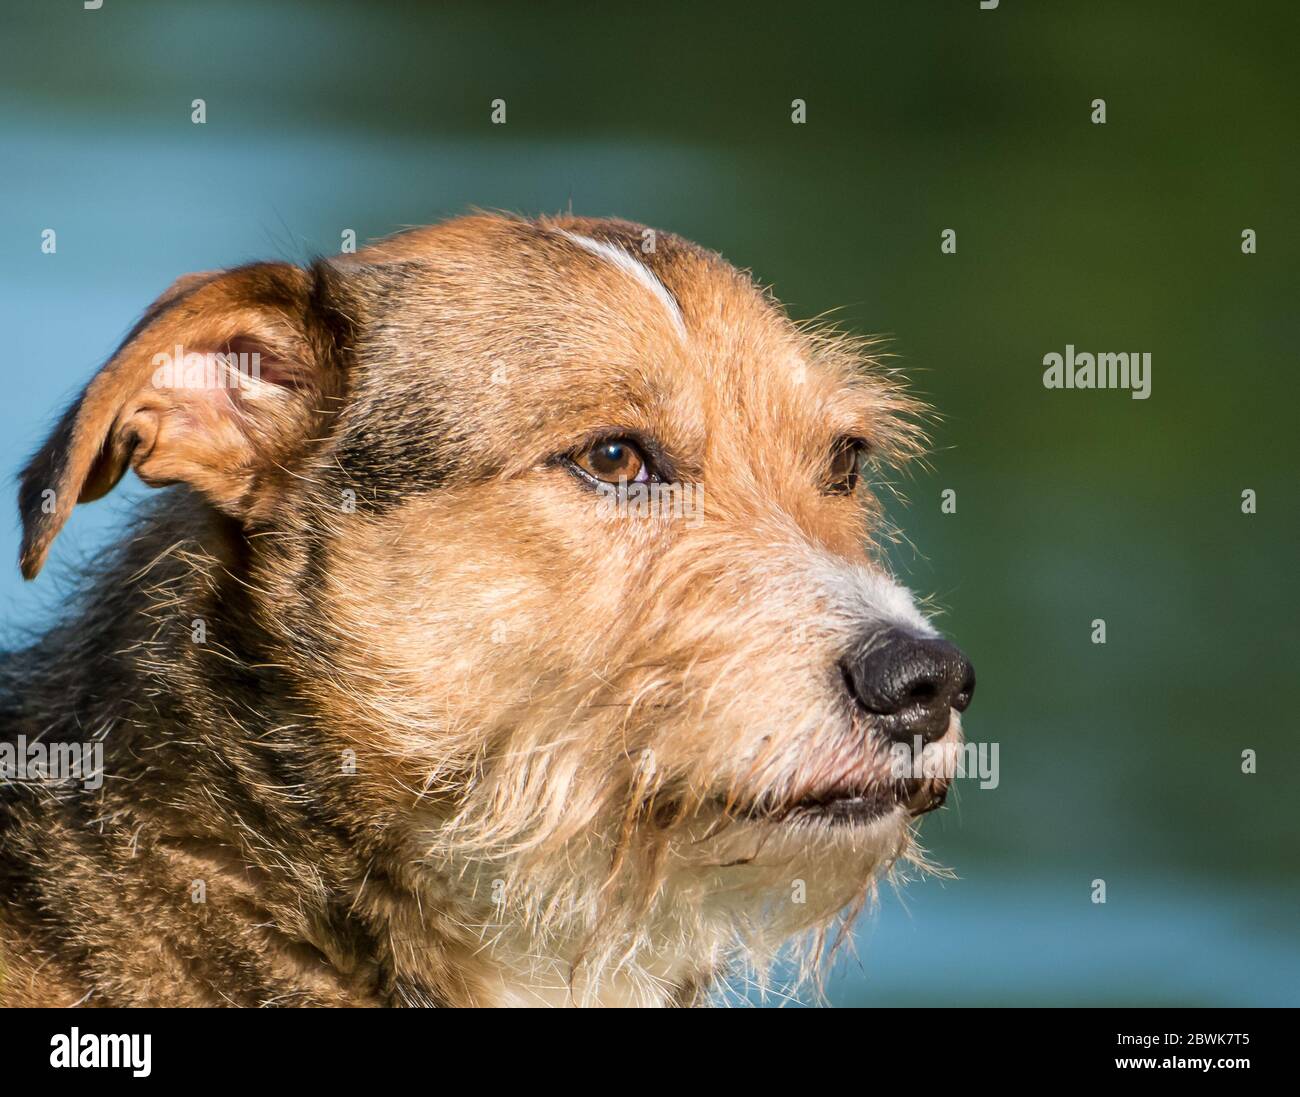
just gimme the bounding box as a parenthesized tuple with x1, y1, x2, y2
(19, 215, 973, 1001)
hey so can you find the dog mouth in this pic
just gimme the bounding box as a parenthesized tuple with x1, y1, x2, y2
(798, 777, 949, 823)
(708, 709, 964, 830)
(734, 776, 949, 828)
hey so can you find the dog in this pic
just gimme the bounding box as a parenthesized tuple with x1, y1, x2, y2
(0, 214, 974, 1007)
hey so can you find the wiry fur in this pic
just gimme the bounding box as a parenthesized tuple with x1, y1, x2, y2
(0, 214, 953, 1007)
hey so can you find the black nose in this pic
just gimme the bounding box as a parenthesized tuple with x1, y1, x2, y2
(840, 629, 975, 744)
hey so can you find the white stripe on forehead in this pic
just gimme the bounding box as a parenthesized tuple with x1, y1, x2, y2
(559, 231, 687, 341)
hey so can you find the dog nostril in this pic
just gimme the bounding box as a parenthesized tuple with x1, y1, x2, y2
(906, 680, 938, 705)
(953, 664, 977, 713)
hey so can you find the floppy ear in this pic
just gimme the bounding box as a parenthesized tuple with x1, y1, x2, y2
(19, 261, 351, 579)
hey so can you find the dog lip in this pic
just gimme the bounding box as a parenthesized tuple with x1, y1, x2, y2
(736, 776, 949, 826)
(790, 792, 898, 825)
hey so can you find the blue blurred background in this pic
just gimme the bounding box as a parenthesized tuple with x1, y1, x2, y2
(1, 1, 1296, 1005)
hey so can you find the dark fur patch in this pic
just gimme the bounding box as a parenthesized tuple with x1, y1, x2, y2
(328, 396, 451, 512)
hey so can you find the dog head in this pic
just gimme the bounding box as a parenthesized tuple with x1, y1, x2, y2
(19, 214, 973, 1001)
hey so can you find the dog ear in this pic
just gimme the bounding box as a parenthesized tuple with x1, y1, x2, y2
(19, 261, 351, 579)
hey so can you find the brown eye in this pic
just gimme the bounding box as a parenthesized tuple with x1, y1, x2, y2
(826, 438, 864, 495)
(572, 437, 650, 484)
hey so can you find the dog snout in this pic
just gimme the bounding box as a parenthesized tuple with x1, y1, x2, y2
(840, 628, 975, 743)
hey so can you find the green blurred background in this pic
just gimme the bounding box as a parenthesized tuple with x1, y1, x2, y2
(1, 1, 1296, 1005)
